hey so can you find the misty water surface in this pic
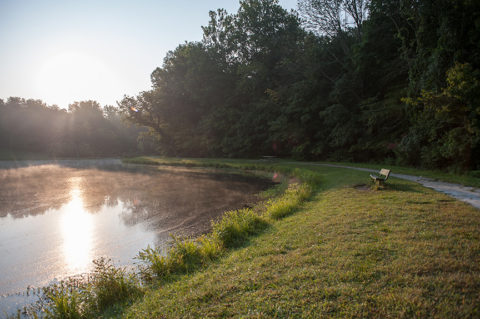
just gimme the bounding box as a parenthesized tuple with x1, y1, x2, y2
(0, 159, 273, 315)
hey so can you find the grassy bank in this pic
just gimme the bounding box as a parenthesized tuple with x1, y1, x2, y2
(120, 157, 480, 318)
(26, 157, 317, 318)
(30, 157, 480, 318)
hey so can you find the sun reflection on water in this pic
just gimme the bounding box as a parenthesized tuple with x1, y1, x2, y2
(60, 177, 94, 273)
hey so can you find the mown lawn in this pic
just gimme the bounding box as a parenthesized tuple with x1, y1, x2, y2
(316, 161, 480, 188)
(120, 161, 480, 318)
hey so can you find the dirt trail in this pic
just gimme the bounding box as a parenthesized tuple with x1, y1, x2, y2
(296, 163, 480, 210)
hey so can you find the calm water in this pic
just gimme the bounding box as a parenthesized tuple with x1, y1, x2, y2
(0, 159, 272, 315)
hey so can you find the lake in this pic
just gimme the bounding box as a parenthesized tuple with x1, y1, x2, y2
(0, 159, 273, 316)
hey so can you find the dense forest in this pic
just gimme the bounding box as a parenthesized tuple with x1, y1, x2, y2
(118, 0, 480, 171)
(2, 0, 479, 171)
(0, 98, 153, 157)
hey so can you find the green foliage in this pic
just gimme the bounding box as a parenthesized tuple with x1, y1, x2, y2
(400, 63, 480, 170)
(3, 0, 480, 170)
(115, 0, 480, 171)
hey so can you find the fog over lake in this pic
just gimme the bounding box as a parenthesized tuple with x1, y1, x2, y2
(0, 159, 273, 315)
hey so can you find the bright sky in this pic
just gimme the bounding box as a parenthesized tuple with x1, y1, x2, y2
(0, 0, 298, 109)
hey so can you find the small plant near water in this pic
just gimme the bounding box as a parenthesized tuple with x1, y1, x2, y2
(32, 258, 142, 318)
(42, 284, 84, 319)
(88, 258, 142, 312)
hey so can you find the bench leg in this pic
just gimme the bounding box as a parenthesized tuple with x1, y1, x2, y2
(372, 179, 384, 190)
(378, 179, 385, 189)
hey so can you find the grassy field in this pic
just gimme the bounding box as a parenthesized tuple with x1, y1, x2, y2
(111, 157, 480, 318)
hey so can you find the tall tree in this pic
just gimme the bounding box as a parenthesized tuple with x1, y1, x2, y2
(298, 0, 370, 38)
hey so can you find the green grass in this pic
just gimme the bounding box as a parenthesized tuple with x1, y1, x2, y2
(26, 157, 480, 318)
(318, 160, 480, 188)
(118, 158, 480, 318)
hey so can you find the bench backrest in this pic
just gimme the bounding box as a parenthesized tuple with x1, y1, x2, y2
(379, 169, 391, 180)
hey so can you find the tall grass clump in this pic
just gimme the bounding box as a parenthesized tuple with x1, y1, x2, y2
(36, 259, 142, 318)
(266, 183, 312, 219)
(89, 258, 142, 312)
(42, 283, 84, 319)
(293, 168, 322, 187)
(137, 208, 270, 282)
(137, 236, 222, 282)
(211, 208, 269, 248)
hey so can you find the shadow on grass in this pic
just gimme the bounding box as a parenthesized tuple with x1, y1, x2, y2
(385, 182, 423, 193)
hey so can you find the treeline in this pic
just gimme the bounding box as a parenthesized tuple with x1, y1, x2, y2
(0, 98, 153, 158)
(119, 0, 480, 171)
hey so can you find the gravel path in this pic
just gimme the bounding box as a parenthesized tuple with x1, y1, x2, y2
(293, 162, 480, 210)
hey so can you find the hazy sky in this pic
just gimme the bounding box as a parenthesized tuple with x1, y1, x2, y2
(0, 0, 298, 109)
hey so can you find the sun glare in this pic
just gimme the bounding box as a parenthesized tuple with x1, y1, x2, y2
(35, 51, 116, 108)
(61, 177, 94, 273)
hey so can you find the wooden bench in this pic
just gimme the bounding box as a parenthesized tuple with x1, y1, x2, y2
(370, 168, 391, 188)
